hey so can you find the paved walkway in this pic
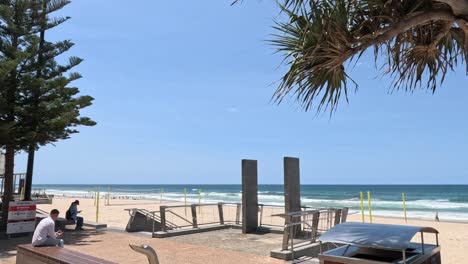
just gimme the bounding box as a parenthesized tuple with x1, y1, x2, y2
(167, 228, 283, 256)
(0, 229, 285, 264)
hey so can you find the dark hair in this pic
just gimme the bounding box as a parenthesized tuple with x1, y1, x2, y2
(50, 209, 60, 215)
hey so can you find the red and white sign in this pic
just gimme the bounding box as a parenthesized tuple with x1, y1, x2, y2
(7, 201, 37, 234)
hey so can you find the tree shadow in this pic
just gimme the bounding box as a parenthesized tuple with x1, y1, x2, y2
(0, 228, 107, 261)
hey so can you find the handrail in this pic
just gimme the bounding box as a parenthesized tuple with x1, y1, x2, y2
(125, 208, 178, 229)
(36, 208, 49, 215)
(166, 210, 192, 225)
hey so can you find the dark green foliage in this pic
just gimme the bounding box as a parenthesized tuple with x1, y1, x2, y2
(270, 0, 468, 112)
(0, 0, 95, 149)
(0, 0, 95, 206)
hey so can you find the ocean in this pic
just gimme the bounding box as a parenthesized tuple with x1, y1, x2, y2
(32, 184, 468, 222)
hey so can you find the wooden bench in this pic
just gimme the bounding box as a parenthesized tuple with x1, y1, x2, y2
(55, 218, 76, 231)
(84, 221, 107, 229)
(16, 244, 116, 264)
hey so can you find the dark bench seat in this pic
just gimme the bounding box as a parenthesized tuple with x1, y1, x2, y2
(55, 218, 76, 231)
(16, 244, 116, 264)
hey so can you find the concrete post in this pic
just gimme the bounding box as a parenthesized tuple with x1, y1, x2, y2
(235, 203, 241, 225)
(311, 211, 320, 242)
(242, 159, 258, 234)
(284, 157, 301, 214)
(334, 209, 342, 226)
(284, 157, 301, 237)
(160, 206, 167, 232)
(218, 202, 224, 225)
(341, 207, 349, 223)
(191, 204, 198, 228)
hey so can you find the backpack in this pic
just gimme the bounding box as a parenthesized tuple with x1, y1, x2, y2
(65, 208, 71, 220)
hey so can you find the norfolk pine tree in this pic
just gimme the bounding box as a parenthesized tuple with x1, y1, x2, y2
(0, 0, 35, 231)
(17, 0, 96, 201)
(0, 0, 95, 230)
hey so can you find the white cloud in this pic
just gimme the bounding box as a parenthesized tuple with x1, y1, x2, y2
(227, 107, 238, 113)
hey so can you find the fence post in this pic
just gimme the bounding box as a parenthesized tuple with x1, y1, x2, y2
(367, 191, 373, 223)
(191, 204, 198, 228)
(281, 215, 290, 250)
(152, 211, 155, 236)
(334, 209, 342, 226)
(341, 207, 349, 223)
(311, 211, 320, 242)
(235, 203, 241, 225)
(160, 206, 167, 232)
(258, 204, 263, 227)
(218, 202, 224, 225)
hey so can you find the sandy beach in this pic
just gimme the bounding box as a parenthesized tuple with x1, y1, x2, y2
(1, 196, 466, 263)
(10, 196, 458, 263)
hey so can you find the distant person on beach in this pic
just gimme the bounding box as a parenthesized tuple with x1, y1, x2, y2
(435, 212, 440, 222)
(66, 200, 84, 231)
(32, 209, 64, 247)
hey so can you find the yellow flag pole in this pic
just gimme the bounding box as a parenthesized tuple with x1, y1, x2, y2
(184, 188, 187, 215)
(198, 189, 202, 214)
(96, 187, 100, 223)
(160, 188, 163, 203)
(107, 186, 110, 206)
(367, 191, 373, 223)
(402, 192, 407, 223)
(360, 192, 365, 223)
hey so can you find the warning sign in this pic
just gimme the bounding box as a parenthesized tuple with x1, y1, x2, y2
(7, 201, 37, 234)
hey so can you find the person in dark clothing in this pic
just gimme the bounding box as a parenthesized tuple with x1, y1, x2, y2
(66, 200, 84, 231)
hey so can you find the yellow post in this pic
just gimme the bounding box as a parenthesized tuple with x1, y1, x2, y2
(198, 189, 202, 214)
(184, 188, 187, 215)
(107, 186, 110, 206)
(367, 191, 373, 223)
(360, 192, 365, 223)
(96, 187, 100, 223)
(20, 187, 24, 200)
(160, 188, 163, 203)
(402, 192, 407, 223)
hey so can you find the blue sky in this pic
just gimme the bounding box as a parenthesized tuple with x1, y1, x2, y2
(16, 0, 468, 184)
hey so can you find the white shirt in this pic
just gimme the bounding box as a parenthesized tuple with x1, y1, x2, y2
(32, 216, 56, 246)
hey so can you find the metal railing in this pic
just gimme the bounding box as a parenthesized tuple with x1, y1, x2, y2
(257, 204, 286, 228)
(158, 202, 242, 233)
(276, 207, 349, 259)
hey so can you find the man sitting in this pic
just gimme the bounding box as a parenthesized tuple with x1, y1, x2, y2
(32, 209, 64, 247)
(66, 200, 84, 231)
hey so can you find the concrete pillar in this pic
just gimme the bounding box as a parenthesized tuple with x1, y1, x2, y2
(284, 157, 301, 214)
(242, 159, 258, 234)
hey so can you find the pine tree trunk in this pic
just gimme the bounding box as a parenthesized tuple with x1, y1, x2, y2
(24, 1, 47, 201)
(0, 145, 15, 231)
(24, 144, 35, 201)
(23, 1, 46, 202)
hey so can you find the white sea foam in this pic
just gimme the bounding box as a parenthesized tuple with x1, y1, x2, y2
(42, 187, 468, 221)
